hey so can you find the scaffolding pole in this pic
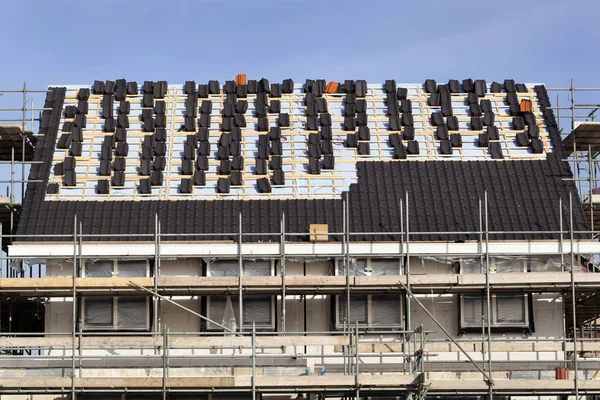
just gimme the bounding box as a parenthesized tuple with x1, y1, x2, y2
(484, 191, 493, 400)
(281, 212, 286, 334)
(129, 281, 235, 333)
(71, 216, 77, 400)
(252, 321, 256, 400)
(154, 214, 160, 334)
(570, 192, 580, 399)
(399, 280, 494, 386)
(405, 191, 412, 374)
(238, 212, 243, 333)
(162, 324, 168, 400)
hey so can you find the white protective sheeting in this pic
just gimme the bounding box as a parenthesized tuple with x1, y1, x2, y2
(117, 296, 147, 328)
(209, 295, 272, 329)
(208, 259, 271, 277)
(340, 258, 401, 276)
(84, 296, 113, 326)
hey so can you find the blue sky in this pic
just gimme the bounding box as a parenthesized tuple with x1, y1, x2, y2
(1, 0, 599, 88)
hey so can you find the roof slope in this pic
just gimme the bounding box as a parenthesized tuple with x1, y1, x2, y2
(15, 84, 589, 242)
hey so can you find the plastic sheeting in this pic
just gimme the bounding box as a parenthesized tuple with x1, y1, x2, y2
(243, 295, 272, 324)
(339, 294, 401, 326)
(338, 294, 368, 324)
(462, 296, 486, 326)
(371, 295, 401, 325)
(462, 294, 526, 327)
(420, 255, 584, 273)
(116, 260, 147, 277)
(461, 257, 525, 274)
(222, 296, 237, 332)
(85, 259, 147, 277)
(209, 295, 272, 329)
(207, 259, 271, 277)
(495, 295, 526, 324)
(117, 296, 147, 328)
(340, 258, 401, 276)
(9, 258, 60, 274)
(85, 260, 113, 277)
(84, 296, 113, 327)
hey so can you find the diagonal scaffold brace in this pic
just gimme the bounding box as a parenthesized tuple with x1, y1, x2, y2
(398, 280, 495, 387)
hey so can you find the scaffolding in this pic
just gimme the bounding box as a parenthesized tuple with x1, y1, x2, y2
(0, 82, 599, 399)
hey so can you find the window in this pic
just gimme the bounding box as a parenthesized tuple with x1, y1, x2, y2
(335, 258, 403, 329)
(208, 295, 275, 329)
(205, 260, 275, 331)
(459, 258, 529, 331)
(84, 259, 149, 278)
(338, 258, 402, 276)
(460, 294, 529, 329)
(460, 257, 526, 274)
(336, 294, 402, 329)
(81, 259, 150, 330)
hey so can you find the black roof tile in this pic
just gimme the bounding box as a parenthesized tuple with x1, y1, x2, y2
(14, 85, 590, 243)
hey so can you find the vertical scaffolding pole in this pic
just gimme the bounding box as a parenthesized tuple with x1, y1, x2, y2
(21, 82, 26, 132)
(484, 191, 493, 398)
(557, 95, 561, 132)
(162, 324, 167, 400)
(405, 192, 411, 373)
(419, 322, 425, 375)
(71, 216, 77, 400)
(78, 221, 83, 379)
(560, 198, 564, 269)
(400, 198, 406, 374)
(281, 213, 286, 334)
(252, 321, 256, 400)
(154, 215, 160, 334)
(589, 144, 594, 236)
(355, 320, 360, 400)
(571, 79, 575, 131)
(345, 199, 351, 340)
(21, 82, 27, 203)
(570, 192, 579, 399)
(10, 147, 14, 206)
(479, 198, 486, 360)
(238, 212, 243, 333)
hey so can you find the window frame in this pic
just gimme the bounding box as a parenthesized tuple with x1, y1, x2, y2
(459, 293, 530, 329)
(81, 259, 151, 331)
(205, 295, 276, 331)
(82, 259, 151, 278)
(81, 296, 150, 331)
(205, 259, 276, 331)
(334, 258, 403, 329)
(334, 294, 403, 329)
(334, 257, 403, 276)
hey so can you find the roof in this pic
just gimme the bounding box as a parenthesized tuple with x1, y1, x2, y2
(15, 79, 589, 242)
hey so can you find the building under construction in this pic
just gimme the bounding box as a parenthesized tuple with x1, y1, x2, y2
(0, 77, 600, 400)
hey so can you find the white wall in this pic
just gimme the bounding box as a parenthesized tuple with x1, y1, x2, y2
(277, 260, 332, 332)
(43, 257, 565, 340)
(159, 258, 202, 332)
(410, 257, 564, 340)
(37, 256, 568, 385)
